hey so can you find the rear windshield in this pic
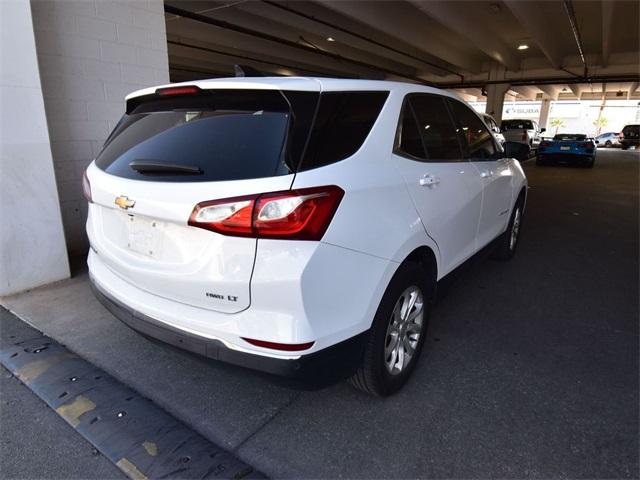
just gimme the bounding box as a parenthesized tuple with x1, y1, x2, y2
(96, 90, 316, 182)
(96, 89, 388, 182)
(501, 119, 533, 130)
(622, 125, 639, 137)
(554, 134, 586, 141)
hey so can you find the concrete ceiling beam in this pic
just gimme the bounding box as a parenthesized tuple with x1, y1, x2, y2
(316, 0, 483, 73)
(406, 0, 521, 71)
(503, 0, 565, 68)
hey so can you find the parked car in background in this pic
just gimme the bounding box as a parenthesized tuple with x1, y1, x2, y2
(500, 119, 544, 155)
(84, 78, 528, 397)
(595, 132, 621, 148)
(537, 133, 596, 168)
(480, 113, 505, 147)
(619, 124, 640, 150)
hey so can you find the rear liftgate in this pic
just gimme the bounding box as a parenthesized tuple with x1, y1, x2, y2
(0, 309, 263, 480)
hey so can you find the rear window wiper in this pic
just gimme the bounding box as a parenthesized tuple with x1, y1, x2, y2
(129, 160, 202, 175)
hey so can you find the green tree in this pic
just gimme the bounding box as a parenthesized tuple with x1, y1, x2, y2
(550, 118, 565, 135)
(593, 116, 608, 135)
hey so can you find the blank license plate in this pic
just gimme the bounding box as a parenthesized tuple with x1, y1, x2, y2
(126, 215, 163, 257)
(560, 146, 571, 151)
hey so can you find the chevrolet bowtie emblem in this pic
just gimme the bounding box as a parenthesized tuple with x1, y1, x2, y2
(115, 195, 136, 210)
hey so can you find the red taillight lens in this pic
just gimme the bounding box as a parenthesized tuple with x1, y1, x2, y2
(241, 337, 315, 351)
(188, 186, 344, 241)
(540, 141, 551, 147)
(82, 170, 92, 202)
(156, 85, 201, 96)
(579, 142, 595, 148)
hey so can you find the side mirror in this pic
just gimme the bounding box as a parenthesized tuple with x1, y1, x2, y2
(540, 127, 546, 133)
(595, 140, 600, 144)
(504, 141, 530, 161)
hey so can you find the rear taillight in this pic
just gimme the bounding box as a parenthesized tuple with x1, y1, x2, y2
(188, 185, 344, 240)
(579, 142, 595, 148)
(540, 141, 551, 147)
(82, 170, 92, 202)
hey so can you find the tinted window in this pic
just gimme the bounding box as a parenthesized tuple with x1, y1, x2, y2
(622, 124, 639, 138)
(300, 91, 389, 171)
(501, 119, 533, 130)
(395, 101, 426, 159)
(96, 90, 318, 182)
(408, 95, 462, 161)
(448, 99, 496, 160)
(554, 134, 586, 141)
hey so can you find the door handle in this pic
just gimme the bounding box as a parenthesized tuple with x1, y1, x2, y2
(480, 170, 494, 178)
(419, 174, 440, 186)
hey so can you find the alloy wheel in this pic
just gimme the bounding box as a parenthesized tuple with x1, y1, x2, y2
(384, 286, 424, 375)
(510, 208, 521, 250)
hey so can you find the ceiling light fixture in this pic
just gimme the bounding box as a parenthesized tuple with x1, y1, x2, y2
(326, 37, 335, 42)
(517, 44, 529, 50)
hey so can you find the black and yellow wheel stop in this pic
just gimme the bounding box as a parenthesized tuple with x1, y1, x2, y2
(0, 312, 264, 480)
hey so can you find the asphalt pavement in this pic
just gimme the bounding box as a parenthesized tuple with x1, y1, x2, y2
(1, 148, 638, 478)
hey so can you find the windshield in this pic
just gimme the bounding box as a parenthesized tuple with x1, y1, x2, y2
(501, 119, 533, 130)
(96, 90, 317, 183)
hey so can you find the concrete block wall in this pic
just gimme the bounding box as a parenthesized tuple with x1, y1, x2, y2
(31, 0, 170, 256)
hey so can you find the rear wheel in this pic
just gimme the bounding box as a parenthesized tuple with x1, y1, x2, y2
(491, 198, 524, 261)
(605, 140, 612, 147)
(349, 262, 431, 397)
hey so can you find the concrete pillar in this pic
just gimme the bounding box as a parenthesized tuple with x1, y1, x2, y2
(538, 98, 552, 132)
(30, 0, 170, 257)
(1, 0, 70, 295)
(485, 83, 510, 124)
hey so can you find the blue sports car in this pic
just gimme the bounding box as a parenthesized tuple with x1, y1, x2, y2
(536, 134, 596, 168)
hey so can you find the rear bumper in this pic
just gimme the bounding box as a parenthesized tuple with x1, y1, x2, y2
(537, 153, 594, 163)
(90, 276, 368, 380)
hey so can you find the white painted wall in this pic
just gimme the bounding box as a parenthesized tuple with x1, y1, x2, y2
(0, 0, 70, 296)
(31, 0, 170, 256)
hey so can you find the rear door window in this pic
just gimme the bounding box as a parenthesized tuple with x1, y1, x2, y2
(501, 119, 533, 130)
(395, 100, 427, 160)
(448, 99, 496, 160)
(406, 94, 463, 161)
(299, 91, 389, 171)
(96, 90, 318, 182)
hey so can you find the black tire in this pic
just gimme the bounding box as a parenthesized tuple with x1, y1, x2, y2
(605, 140, 612, 147)
(349, 262, 431, 397)
(491, 197, 524, 261)
(621, 145, 629, 150)
(536, 156, 546, 166)
(584, 157, 595, 168)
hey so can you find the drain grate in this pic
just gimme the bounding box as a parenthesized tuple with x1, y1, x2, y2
(0, 313, 264, 480)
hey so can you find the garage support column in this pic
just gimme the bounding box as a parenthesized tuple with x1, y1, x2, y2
(538, 98, 552, 132)
(485, 83, 510, 124)
(0, 0, 70, 296)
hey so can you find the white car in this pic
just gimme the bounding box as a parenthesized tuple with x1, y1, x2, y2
(480, 113, 506, 147)
(84, 78, 527, 396)
(501, 118, 545, 153)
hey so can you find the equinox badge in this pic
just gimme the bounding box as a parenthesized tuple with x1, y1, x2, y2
(115, 195, 136, 210)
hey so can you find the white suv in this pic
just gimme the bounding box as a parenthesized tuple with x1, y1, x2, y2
(85, 78, 527, 396)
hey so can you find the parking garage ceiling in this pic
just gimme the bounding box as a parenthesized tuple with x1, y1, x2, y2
(164, 0, 640, 100)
